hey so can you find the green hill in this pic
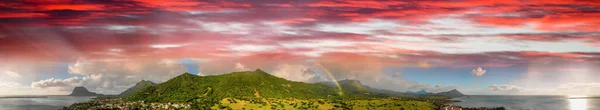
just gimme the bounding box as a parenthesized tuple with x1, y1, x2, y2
(118, 80, 155, 96)
(67, 69, 443, 110)
(125, 69, 340, 103)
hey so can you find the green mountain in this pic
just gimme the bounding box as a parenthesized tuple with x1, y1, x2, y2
(320, 79, 375, 95)
(69, 86, 102, 96)
(434, 89, 464, 97)
(336, 80, 373, 94)
(125, 69, 340, 103)
(118, 80, 155, 96)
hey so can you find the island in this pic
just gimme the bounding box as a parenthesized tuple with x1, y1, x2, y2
(63, 69, 505, 110)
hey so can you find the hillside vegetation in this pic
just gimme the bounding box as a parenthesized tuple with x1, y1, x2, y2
(126, 69, 339, 102)
(118, 80, 155, 96)
(121, 69, 446, 109)
(62, 69, 461, 109)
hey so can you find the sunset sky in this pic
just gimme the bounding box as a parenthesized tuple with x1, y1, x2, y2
(1, 0, 600, 96)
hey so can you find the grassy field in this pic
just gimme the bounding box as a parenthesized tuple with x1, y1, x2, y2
(210, 97, 436, 110)
(342, 99, 436, 110)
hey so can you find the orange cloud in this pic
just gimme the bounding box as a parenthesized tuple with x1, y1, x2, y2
(521, 52, 591, 58)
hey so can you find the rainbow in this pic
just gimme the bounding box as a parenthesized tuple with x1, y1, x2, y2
(315, 62, 344, 95)
(349, 72, 362, 92)
(352, 79, 362, 92)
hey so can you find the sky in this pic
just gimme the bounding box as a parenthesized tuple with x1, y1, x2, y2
(1, 0, 600, 96)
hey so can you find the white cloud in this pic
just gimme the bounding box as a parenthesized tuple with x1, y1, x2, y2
(556, 83, 600, 96)
(0, 81, 22, 88)
(0, 61, 69, 86)
(0, 80, 70, 96)
(270, 64, 327, 83)
(229, 45, 276, 52)
(197, 71, 205, 76)
(488, 85, 524, 92)
(31, 77, 84, 89)
(507, 62, 600, 95)
(362, 75, 457, 93)
(0, 81, 27, 96)
(471, 67, 486, 76)
(235, 62, 251, 71)
(318, 19, 399, 35)
(198, 21, 252, 34)
(279, 40, 355, 49)
(68, 58, 185, 76)
(33, 58, 187, 94)
(486, 83, 600, 95)
(3, 70, 21, 77)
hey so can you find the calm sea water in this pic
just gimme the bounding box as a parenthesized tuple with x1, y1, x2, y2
(0, 96, 94, 110)
(451, 95, 600, 110)
(2, 95, 598, 110)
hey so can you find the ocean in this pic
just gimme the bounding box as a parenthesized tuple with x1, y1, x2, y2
(2, 95, 599, 110)
(0, 96, 94, 110)
(451, 95, 600, 110)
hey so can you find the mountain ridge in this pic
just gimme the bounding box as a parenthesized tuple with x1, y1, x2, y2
(118, 80, 156, 96)
(124, 70, 466, 103)
(319, 80, 465, 97)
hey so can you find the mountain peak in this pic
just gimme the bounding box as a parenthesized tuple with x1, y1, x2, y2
(415, 90, 430, 95)
(173, 72, 196, 79)
(230, 69, 274, 78)
(254, 69, 266, 73)
(434, 89, 464, 97)
(137, 80, 155, 85)
(69, 86, 102, 96)
(338, 79, 362, 84)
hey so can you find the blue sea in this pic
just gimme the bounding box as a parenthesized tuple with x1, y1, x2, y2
(451, 95, 600, 110)
(0, 96, 94, 110)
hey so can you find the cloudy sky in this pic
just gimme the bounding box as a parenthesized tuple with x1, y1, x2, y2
(1, 0, 600, 96)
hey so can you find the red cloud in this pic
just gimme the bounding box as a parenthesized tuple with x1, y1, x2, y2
(0, 0, 599, 67)
(309, 1, 405, 9)
(0, 13, 45, 18)
(468, 1, 600, 32)
(135, 0, 206, 7)
(278, 18, 316, 24)
(520, 52, 592, 58)
(40, 4, 104, 10)
(263, 3, 294, 8)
